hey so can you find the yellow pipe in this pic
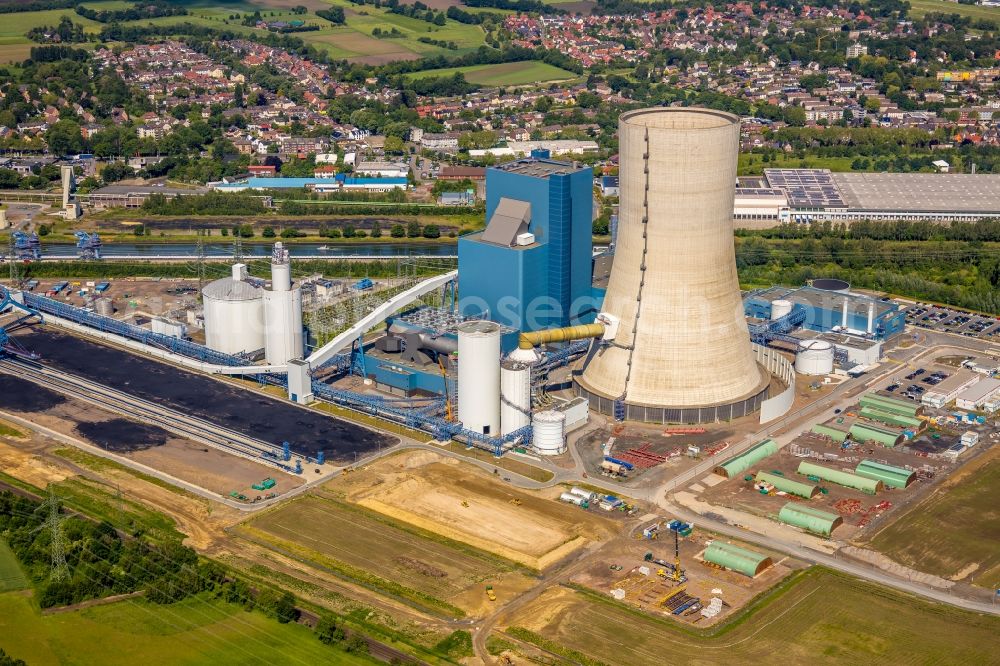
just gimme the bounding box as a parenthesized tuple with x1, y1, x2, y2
(518, 323, 605, 349)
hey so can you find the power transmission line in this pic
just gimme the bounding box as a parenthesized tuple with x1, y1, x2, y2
(32, 485, 69, 582)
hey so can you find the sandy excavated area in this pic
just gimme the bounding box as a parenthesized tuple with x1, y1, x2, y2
(128, 439, 303, 497)
(339, 450, 615, 569)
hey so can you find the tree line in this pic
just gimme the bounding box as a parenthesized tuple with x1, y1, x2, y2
(735, 236, 1000, 314)
(0, 490, 374, 658)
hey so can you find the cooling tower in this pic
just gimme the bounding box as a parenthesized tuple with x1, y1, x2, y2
(577, 108, 770, 423)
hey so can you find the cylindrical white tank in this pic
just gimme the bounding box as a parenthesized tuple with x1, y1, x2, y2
(202, 275, 264, 355)
(770, 299, 793, 320)
(533, 410, 566, 455)
(795, 340, 835, 375)
(500, 359, 531, 436)
(457, 320, 502, 436)
(94, 297, 113, 316)
(263, 286, 303, 365)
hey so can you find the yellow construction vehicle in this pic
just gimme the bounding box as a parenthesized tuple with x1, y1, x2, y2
(656, 568, 668, 578)
(509, 498, 522, 506)
(462, 500, 469, 508)
(486, 585, 497, 601)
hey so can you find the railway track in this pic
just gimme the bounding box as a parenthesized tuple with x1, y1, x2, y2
(0, 357, 298, 471)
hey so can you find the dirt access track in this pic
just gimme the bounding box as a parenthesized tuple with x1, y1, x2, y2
(330, 449, 618, 569)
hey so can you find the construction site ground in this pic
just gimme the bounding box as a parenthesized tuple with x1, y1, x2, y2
(235, 493, 538, 618)
(695, 441, 935, 541)
(575, 422, 741, 484)
(327, 449, 618, 569)
(0, 374, 302, 499)
(568, 528, 796, 627)
(26, 277, 200, 324)
(13, 327, 397, 461)
(496, 567, 1000, 665)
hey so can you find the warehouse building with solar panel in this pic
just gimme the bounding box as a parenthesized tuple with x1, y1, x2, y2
(732, 168, 1000, 228)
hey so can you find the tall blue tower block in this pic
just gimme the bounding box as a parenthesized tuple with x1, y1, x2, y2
(458, 157, 594, 331)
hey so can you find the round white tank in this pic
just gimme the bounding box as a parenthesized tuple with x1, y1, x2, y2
(770, 299, 793, 320)
(94, 297, 113, 317)
(457, 320, 502, 436)
(795, 339, 835, 375)
(532, 410, 566, 455)
(202, 276, 264, 355)
(263, 286, 303, 365)
(500, 359, 531, 436)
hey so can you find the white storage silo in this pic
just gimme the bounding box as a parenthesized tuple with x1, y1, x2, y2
(500, 358, 532, 436)
(770, 299, 793, 320)
(263, 242, 304, 365)
(202, 267, 265, 355)
(457, 320, 502, 436)
(532, 410, 566, 455)
(795, 339, 835, 375)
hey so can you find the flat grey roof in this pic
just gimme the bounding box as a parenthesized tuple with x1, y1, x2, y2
(495, 158, 581, 179)
(832, 172, 1000, 213)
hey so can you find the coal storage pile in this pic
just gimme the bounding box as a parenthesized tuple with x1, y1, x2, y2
(75, 419, 170, 453)
(0, 375, 67, 412)
(22, 330, 396, 460)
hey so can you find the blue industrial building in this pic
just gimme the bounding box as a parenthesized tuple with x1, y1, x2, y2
(458, 154, 594, 331)
(744, 285, 905, 340)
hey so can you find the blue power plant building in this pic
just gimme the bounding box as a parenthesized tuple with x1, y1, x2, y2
(458, 154, 594, 331)
(744, 284, 905, 340)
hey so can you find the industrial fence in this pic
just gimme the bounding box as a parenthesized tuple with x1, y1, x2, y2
(755, 343, 795, 424)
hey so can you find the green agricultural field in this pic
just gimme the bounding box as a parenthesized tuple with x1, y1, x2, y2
(0, 592, 372, 666)
(867, 450, 1000, 588)
(907, 0, 1000, 21)
(0, 541, 28, 593)
(239, 495, 529, 616)
(405, 61, 577, 86)
(503, 568, 1000, 665)
(0, 8, 104, 62)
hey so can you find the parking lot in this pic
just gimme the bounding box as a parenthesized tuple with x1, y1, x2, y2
(884, 367, 954, 402)
(904, 303, 1000, 339)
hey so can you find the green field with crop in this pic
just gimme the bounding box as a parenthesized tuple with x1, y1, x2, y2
(0, 1, 487, 64)
(0, 591, 373, 666)
(867, 451, 1000, 588)
(0, 8, 103, 62)
(300, 0, 486, 61)
(503, 568, 1000, 665)
(907, 0, 1000, 21)
(404, 61, 577, 86)
(0, 541, 28, 593)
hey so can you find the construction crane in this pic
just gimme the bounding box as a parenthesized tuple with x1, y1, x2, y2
(11, 231, 41, 261)
(673, 528, 682, 583)
(437, 355, 453, 421)
(0, 285, 41, 360)
(73, 231, 102, 260)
